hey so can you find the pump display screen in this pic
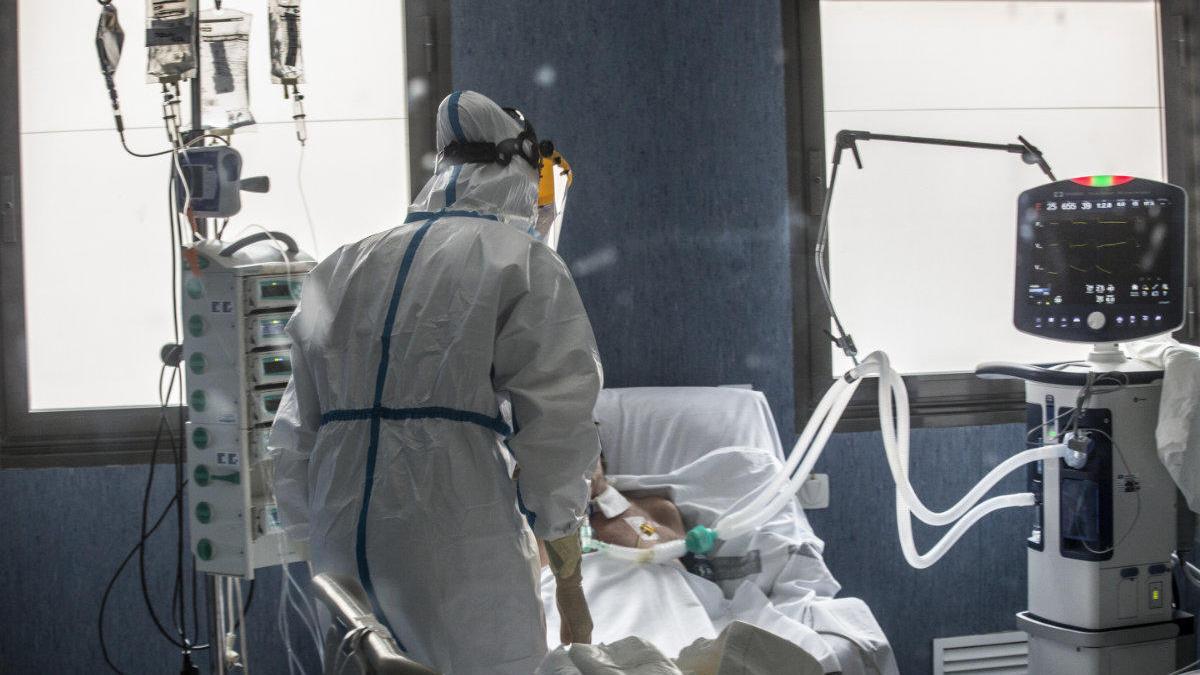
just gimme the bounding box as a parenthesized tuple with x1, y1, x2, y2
(262, 356, 291, 376)
(259, 318, 286, 337)
(260, 280, 295, 299)
(1015, 177, 1186, 342)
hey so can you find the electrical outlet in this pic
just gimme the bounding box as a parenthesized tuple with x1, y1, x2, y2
(798, 473, 830, 509)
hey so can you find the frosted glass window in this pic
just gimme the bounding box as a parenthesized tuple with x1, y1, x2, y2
(820, 0, 1165, 374)
(19, 1, 409, 410)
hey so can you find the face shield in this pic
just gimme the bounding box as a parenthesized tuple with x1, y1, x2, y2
(439, 103, 572, 249)
(536, 150, 573, 250)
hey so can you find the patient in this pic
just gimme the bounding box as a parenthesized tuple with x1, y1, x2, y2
(539, 455, 684, 565)
(536, 445, 900, 675)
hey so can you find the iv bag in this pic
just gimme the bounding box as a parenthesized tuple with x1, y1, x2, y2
(199, 9, 254, 131)
(268, 0, 304, 84)
(145, 0, 197, 83)
(96, 4, 124, 76)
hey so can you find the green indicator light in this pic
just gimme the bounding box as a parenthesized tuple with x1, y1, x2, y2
(185, 278, 204, 299)
(190, 390, 207, 412)
(196, 538, 213, 561)
(195, 502, 212, 523)
(1092, 175, 1114, 187)
(192, 427, 209, 449)
(187, 315, 205, 337)
(188, 352, 207, 374)
(193, 465, 210, 486)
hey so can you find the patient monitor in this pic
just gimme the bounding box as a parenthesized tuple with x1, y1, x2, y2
(979, 175, 1194, 674)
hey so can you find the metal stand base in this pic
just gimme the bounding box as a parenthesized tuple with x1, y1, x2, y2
(1018, 611, 1195, 674)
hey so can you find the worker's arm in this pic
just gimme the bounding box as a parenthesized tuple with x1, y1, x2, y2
(492, 242, 603, 542)
(268, 314, 323, 544)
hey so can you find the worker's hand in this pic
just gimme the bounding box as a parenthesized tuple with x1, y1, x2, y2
(555, 572, 593, 645)
(545, 531, 593, 645)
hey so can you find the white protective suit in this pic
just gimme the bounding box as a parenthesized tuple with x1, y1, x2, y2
(270, 90, 603, 674)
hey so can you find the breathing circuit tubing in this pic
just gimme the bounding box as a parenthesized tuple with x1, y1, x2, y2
(583, 350, 1070, 569)
(585, 130, 1063, 569)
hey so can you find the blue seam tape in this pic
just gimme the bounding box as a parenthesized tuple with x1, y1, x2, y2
(352, 207, 506, 648)
(447, 90, 465, 142)
(405, 210, 499, 224)
(515, 479, 537, 530)
(354, 216, 439, 650)
(320, 406, 511, 437)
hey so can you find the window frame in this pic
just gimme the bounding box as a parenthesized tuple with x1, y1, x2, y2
(0, 0, 453, 468)
(783, 0, 1200, 432)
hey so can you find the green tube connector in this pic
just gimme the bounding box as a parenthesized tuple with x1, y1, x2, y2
(685, 525, 718, 555)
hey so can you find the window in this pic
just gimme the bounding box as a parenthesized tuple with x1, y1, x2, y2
(0, 1, 451, 467)
(783, 0, 1199, 429)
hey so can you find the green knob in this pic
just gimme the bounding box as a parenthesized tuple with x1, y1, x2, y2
(187, 315, 205, 337)
(191, 427, 209, 449)
(195, 501, 212, 524)
(188, 352, 207, 374)
(190, 390, 206, 412)
(196, 538, 214, 561)
(685, 525, 718, 555)
(185, 278, 204, 299)
(193, 465, 210, 486)
(212, 471, 240, 485)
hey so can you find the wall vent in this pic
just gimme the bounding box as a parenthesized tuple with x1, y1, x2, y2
(933, 630, 1029, 675)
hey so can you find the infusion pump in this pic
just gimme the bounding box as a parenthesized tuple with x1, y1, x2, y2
(181, 233, 314, 577)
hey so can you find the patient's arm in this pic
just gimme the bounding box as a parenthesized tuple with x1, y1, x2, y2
(590, 494, 685, 549)
(536, 494, 687, 567)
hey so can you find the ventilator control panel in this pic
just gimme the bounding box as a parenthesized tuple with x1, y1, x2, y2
(1014, 176, 1186, 343)
(182, 238, 314, 578)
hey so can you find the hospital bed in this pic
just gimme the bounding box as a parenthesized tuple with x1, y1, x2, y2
(314, 386, 894, 674)
(313, 574, 438, 675)
(581, 385, 896, 674)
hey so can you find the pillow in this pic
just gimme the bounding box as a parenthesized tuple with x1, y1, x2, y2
(594, 387, 784, 476)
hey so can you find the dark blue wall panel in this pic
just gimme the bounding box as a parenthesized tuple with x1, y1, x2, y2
(0, 465, 320, 675)
(451, 0, 797, 441)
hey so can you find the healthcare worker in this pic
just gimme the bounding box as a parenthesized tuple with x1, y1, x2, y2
(269, 90, 601, 674)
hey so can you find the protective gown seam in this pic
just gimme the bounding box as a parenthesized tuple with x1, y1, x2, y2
(351, 209, 505, 654)
(320, 406, 511, 436)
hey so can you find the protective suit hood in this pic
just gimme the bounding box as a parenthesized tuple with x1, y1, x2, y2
(411, 90, 541, 234)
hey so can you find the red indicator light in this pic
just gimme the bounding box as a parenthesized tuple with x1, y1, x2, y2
(1069, 175, 1135, 187)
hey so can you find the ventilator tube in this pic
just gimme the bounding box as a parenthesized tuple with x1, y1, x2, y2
(589, 350, 1069, 569)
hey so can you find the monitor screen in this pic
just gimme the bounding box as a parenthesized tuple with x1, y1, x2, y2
(1014, 177, 1186, 342)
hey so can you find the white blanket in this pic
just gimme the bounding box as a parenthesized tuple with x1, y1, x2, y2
(537, 621, 824, 675)
(539, 446, 898, 675)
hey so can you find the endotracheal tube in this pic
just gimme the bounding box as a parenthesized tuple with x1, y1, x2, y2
(585, 351, 1070, 569)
